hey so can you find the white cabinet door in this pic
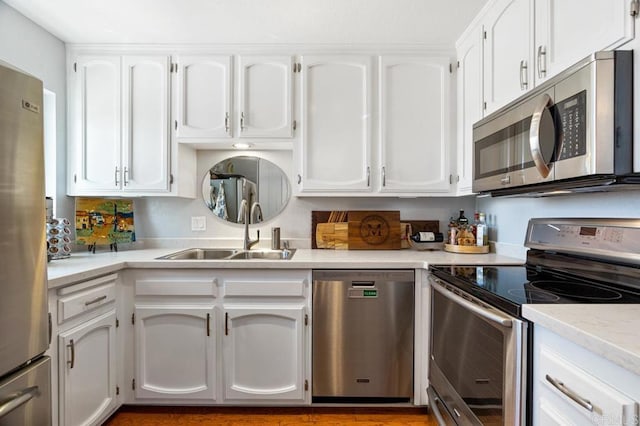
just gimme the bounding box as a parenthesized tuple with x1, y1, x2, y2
(134, 306, 215, 400)
(68, 56, 121, 194)
(121, 55, 171, 193)
(175, 55, 232, 139)
(483, 0, 534, 115)
(58, 310, 117, 426)
(222, 305, 305, 403)
(299, 55, 373, 193)
(456, 28, 484, 195)
(534, 0, 635, 85)
(378, 56, 451, 193)
(238, 55, 293, 138)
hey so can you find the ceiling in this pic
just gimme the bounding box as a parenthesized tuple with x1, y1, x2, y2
(3, 0, 487, 45)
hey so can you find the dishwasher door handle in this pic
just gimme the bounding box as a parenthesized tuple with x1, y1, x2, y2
(352, 281, 375, 287)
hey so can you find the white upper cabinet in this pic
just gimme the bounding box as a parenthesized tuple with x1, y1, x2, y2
(483, 0, 534, 115)
(534, 0, 636, 84)
(68, 54, 172, 196)
(121, 55, 171, 193)
(298, 55, 373, 193)
(68, 55, 122, 193)
(378, 56, 452, 194)
(456, 27, 484, 195)
(175, 55, 232, 139)
(238, 55, 294, 138)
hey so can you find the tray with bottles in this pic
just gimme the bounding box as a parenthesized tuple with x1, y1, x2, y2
(444, 210, 490, 254)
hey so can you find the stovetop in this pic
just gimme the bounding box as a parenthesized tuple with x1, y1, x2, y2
(429, 264, 640, 317)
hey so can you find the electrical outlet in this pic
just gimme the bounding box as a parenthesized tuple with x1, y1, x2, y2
(191, 216, 206, 231)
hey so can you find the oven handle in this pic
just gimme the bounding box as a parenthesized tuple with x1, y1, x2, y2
(529, 93, 554, 178)
(427, 386, 455, 425)
(432, 278, 513, 328)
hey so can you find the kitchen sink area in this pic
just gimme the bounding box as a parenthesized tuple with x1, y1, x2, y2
(156, 248, 297, 261)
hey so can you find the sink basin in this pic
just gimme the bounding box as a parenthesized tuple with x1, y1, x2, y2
(156, 248, 296, 260)
(228, 249, 297, 260)
(156, 248, 239, 260)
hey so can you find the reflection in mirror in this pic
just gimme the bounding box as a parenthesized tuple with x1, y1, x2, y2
(202, 156, 290, 224)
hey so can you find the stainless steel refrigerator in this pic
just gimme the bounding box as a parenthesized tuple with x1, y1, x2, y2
(0, 61, 51, 424)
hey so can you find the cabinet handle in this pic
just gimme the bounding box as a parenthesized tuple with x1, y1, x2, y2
(206, 313, 211, 337)
(114, 166, 119, 187)
(537, 46, 547, 79)
(367, 166, 371, 187)
(381, 166, 386, 187)
(224, 112, 230, 133)
(225, 312, 229, 335)
(297, 174, 301, 185)
(67, 339, 75, 369)
(84, 295, 107, 306)
(520, 60, 528, 90)
(545, 374, 594, 412)
(240, 112, 245, 132)
(124, 166, 129, 186)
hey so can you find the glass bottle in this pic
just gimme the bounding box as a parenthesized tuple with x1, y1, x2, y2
(476, 212, 488, 246)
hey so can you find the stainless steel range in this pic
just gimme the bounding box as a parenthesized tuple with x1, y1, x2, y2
(428, 218, 640, 425)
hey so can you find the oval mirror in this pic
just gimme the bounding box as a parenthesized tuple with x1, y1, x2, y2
(202, 156, 291, 224)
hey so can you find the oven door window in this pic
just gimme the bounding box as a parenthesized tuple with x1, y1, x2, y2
(431, 288, 507, 423)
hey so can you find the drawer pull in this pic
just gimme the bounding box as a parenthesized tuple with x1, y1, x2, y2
(84, 295, 107, 306)
(546, 374, 594, 412)
(206, 313, 211, 337)
(225, 312, 229, 336)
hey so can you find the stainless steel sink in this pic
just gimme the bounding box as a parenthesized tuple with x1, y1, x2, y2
(228, 249, 296, 260)
(156, 248, 296, 260)
(156, 248, 239, 260)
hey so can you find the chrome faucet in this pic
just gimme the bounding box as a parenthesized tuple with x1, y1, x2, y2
(240, 199, 260, 250)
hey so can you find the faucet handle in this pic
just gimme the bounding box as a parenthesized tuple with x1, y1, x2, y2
(282, 240, 290, 250)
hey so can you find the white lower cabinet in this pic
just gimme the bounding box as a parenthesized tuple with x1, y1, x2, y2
(58, 311, 118, 426)
(127, 269, 311, 406)
(222, 306, 306, 402)
(132, 275, 217, 402)
(533, 325, 640, 425)
(51, 273, 121, 426)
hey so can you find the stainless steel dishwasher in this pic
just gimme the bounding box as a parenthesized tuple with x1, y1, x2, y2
(312, 269, 414, 402)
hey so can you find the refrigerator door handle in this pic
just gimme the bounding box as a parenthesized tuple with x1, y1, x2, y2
(0, 386, 39, 419)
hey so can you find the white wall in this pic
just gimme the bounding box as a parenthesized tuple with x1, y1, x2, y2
(0, 1, 70, 219)
(135, 150, 476, 246)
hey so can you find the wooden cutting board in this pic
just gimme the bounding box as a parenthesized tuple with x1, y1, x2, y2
(315, 223, 349, 249)
(347, 211, 401, 250)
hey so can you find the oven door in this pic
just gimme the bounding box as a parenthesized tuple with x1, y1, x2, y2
(428, 277, 527, 425)
(473, 89, 558, 193)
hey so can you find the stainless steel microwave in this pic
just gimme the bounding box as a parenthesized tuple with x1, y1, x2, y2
(472, 51, 633, 196)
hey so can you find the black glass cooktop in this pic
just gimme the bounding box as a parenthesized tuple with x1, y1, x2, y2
(429, 264, 640, 317)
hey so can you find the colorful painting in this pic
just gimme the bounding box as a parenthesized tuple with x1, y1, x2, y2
(75, 198, 136, 246)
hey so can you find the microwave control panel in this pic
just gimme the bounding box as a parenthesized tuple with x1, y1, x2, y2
(556, 90, 587, 160)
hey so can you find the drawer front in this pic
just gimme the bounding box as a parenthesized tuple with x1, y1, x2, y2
(224, 279, 305, 297)
(135, 279, 218, 297)
(58, 277, 117, 323)
(539, 346, 638, 424)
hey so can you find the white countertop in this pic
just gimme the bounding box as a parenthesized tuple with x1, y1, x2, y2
(523, 304, 640, 376)
(47, 247, 522, 289)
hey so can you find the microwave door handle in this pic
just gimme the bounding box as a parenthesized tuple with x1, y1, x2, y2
(529, 93, 554, 178)
(432, 279, 513, 328)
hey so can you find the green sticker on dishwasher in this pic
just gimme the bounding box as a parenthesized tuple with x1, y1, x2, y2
(363, 289, 377, 297)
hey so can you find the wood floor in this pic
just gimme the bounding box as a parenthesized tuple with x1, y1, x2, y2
(103, 406, 437, 425)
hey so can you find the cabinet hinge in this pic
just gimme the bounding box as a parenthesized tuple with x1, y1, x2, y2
(132, 379, 136, 390)
(116, 318, 119, 328)
(304, 314, 308, 326)
(116, 386, 120, 396)
(131, 313, 135, 325)
(631, 0, 639, 16)
(293, 120, 297, 131)
(170, 174, 174, 185)
(304, 380, 309, 391)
